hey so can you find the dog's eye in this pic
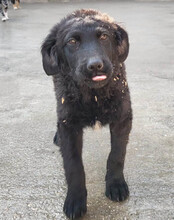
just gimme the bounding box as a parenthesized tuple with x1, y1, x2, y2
(100, 33, 108, 40)
(68, 39, 77, 45)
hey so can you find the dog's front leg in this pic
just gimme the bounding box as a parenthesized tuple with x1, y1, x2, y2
(105, 117, 132, 202)
(58, 122, 87, 219)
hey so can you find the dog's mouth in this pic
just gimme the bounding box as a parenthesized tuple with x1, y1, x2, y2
(92, 75, 107, 81)
(76, 63, 113, 88)
(83, 72, 111, 89)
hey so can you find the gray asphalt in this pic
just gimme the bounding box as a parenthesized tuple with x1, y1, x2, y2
(0, 1, 174, 220)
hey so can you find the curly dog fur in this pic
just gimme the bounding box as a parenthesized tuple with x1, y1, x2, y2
(41, 9, 132, 219)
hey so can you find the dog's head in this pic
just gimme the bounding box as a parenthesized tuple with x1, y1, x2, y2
(41, 9, 129, 89)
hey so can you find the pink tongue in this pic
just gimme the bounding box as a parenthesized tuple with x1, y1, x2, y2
(92, 75, 107, 81)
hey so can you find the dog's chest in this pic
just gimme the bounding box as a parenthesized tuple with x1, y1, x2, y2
(79, 95, 121, 126)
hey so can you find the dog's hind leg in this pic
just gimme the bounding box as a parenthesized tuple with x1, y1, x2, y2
(105, 114, 132, 202)
(53, 131, 60, 146)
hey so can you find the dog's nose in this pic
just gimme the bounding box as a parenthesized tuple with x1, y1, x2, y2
(87, 58, 104, 71)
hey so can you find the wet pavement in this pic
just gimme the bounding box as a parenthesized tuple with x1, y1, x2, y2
(0, 1, 174, 220)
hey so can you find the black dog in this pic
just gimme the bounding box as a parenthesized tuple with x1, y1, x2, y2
(41, 9, 132, 219)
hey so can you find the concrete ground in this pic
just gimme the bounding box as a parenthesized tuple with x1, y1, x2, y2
(0, 1, 174, 220)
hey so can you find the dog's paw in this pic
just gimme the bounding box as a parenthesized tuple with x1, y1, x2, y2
(63, 192, 87, 219)
(105, 179, 129, 202)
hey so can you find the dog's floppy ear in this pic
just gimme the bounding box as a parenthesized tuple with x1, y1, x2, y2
(115, 25, 129, 63)
(41, 27, 59, 75)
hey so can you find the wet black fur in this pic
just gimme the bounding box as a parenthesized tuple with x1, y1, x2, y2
(41, 9, 132, 220)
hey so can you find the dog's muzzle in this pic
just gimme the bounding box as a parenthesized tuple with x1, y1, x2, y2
(75, 57, 113, 88)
